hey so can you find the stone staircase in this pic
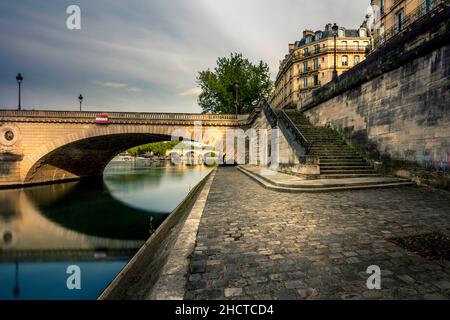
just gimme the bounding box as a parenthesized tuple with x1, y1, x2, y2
(282, 110, 379, 179)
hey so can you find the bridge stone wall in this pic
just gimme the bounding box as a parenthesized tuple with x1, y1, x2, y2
(0, 111, 250, 187)
(251, 110, 299, 167)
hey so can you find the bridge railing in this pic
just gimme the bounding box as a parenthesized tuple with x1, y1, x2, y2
(260, 99, 278, 128)
(0, 109, 251, 124)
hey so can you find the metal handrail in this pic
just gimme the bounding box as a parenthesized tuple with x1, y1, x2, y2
(373, 0, 448, 48)
(260, 99, 278, 128)
(279, 110, 312, 153)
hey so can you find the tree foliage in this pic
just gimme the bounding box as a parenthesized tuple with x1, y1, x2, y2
(197, 53, 272, 114)
(127, 141, 181, 156)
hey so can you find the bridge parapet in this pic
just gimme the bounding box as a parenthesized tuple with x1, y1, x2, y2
(0, 110, 253, 126)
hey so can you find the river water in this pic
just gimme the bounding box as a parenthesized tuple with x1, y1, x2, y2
(0, 161, 211, 300)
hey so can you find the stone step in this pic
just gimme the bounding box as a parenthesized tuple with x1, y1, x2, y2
(311, 142, 347, 145)
(311, 147, 354, 151)
(320, 169, 377, 174)
(314, 150, 359, 153)
(320, 173, 382, 179)
(318, 156, 364, 159)
(315, 153, 362, 157)
(320, 160, 368, 165)
(320, 164, 373, 172)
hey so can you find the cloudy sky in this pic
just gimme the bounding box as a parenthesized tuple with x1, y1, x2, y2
(0, 0, 369, 113)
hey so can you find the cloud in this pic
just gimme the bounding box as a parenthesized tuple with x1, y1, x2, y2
(92, 80, 142, 92)
(0, 0, 369, 113)
(179, 87, 202, 98)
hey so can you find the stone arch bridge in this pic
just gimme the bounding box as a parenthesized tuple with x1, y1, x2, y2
(0, 109, 263, 187)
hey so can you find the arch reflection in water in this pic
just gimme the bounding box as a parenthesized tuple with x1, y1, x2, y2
(0, 161, 211, 299)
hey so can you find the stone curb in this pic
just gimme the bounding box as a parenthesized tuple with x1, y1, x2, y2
(98, 168, 216, 300)
(238, 166, 415, 193)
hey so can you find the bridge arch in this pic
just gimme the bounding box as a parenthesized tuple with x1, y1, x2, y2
(21, 124, 225, 185)
(0, 108, 263, 187)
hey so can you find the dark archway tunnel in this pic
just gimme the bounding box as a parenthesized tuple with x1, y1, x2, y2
(25, 133, 181, 184)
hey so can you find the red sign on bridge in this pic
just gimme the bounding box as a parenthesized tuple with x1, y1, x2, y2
(95, 113, 109, 124)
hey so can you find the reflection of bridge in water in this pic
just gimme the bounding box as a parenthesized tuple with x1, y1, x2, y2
(0, 179, 168, 262)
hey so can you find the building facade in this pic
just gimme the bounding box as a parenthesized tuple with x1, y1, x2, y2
(270, 24, 370, 109)
(371, 0, 447, 48)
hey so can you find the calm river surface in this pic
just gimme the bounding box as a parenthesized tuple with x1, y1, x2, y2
(0, 161, 211, 300)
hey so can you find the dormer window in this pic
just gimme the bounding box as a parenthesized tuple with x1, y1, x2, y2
(338, 29, 345, 37)
(359, 28, 367, 37)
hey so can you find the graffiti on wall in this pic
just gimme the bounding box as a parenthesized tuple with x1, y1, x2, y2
(414, 149, 450, 173)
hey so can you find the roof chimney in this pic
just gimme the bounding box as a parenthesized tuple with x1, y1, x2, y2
(303, 29, 314, 38)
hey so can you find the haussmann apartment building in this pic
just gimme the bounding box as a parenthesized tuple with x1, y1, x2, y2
(270, 23, 371, 110)
(371, 0, 447, 48)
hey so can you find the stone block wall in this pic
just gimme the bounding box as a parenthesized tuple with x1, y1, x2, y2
(250, 111, 299, 167)
(301, 7, 450, 186)
(304, 43, 450, 170)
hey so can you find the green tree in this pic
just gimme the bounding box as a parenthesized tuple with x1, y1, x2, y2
(197, 53, 272, 114)
(127, 141, 181, 156)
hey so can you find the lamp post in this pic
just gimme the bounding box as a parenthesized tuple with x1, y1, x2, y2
(16, 73, 23, 110)
(332, 23, 339, 81)
(78, 94, 83, 111)
(233, 81, 239, 115)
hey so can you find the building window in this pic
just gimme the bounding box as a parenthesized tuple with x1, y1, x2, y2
(303, 61, 309, 72)
(313, 75, 319, 86)
(394, 9, 405, 33)
(379, 24, 385, 42)
(304, 48, 310, 56)
(342, 41, 347, 49)
(338, 29, 345, 37)
(353, 41, 359, 49)
(342, 55, 348, 66)
(303, 77, 308, 88)
(313, 58, 319, 70)
(314, 44, 320, 54)
(359, 28, 367, 37)
(354, 55, 360, 65)
(380, 0, 385, 14)
(424, 0, 434, 13)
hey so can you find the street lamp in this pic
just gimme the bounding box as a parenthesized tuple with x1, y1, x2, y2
(332, 23, 339, 82)
(16, 73, 23, 110)
(233, 81, 239, 116)
(78, 94, 83, 111)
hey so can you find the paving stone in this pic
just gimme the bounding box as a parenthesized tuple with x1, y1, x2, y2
(397, 275, 416, 284)
(224, 288, 243, 297)
(190, 261, 206, 274)
(184, 167, 450, 300)
(422, 293, 447, 300)
(432, 280, 450, 290)
(285, 280, 307, 289)
(297, 288, 320, 299)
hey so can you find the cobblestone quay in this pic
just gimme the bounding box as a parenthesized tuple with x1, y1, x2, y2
(185, 167, 450, 300)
